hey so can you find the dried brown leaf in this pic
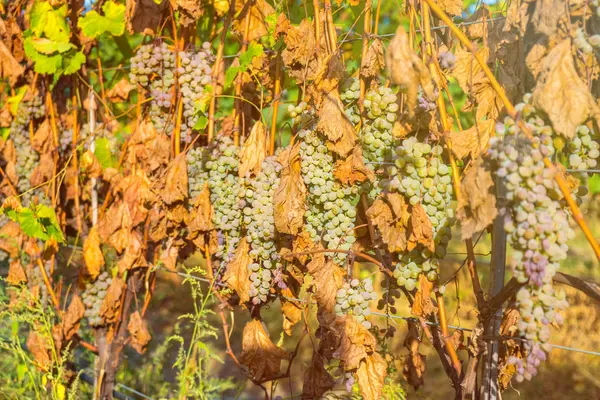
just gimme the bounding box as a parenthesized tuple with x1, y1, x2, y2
(334, 146, 374, 185)
(100, 277, 125, 324)
(356, 352, 387, 400)
(27, 330, 51, 368)
(128, 311, 151, 354)
(361, 38, 385, 79)
(451, 47, 503, 121)
(222, 237, 252, 304)
(457, 159, 498, 240)
(465, 6, 494, 39)
(366, 193, 411, 253)
(0, 40, 24, 86)
(282, 19, 320, 83)
(0, 221, 22, 258)
(160, 153, 188, 205)
(281, 287, 302, 336)
(386, 26, 435, 115)
(532, 40, 597, 139)
(239, 319, 288, 381)
(126, 0, 167, 35)
(238, 121, 267, 178)
(80, 150, 103, 178)
(107, 78, 133, 103)
(449, 119, 495, 161)
(411, 275, 437, 317)
(438, 0, 463, 16)
(302, 351, 335, 399)
(170, 0, 203, 26)
(7, 259, 26, 285)
(233, 0, 276, 42)
(29, 154, 54, 188)
(307, 255, 345, 315)
(188, 183, 213, 233)
(402, 320, 426, 389)
(83, 227, 104, 280)
(334, 315, 377, 371)
(32, 119, 55, 153)
(317, 91, 356, 157)
(408, 204, 435, 252)
(62, 295, 84, 340)
(274, 144, 307, 235)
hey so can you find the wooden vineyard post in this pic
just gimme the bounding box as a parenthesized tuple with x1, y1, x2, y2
(482, 178, 507, 399)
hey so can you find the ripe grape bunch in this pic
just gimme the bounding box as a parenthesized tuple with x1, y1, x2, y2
(297, 126, 359, 265)
(187, 146, 210, 199)
(489, 102, 575, 381)
(334, 278, 374, 329)
(387, 137, 454, 288)
(81, 271, 113, 327)
(245, 156, 283, 304)
(205, 136, 244, 271)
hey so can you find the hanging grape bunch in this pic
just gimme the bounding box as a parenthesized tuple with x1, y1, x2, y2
(82, 272, 113, 328)
(335, 278, 375, 329)
(187, 146, 210, 198)
(245, 156, 282, 304)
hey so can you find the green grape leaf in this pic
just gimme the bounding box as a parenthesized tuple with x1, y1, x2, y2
(224, 43, 264, 88)
(589, 175, 600, 194)
(4, 204, 65, 243)
(24, 38, 63, 74)
(62, 49, 86, 75)
(28, 1, 54, 37)
(193, 114, 209, 130)
(94, 137, 116, 168)
(31, 37, 74, 54)
(78, 0, 126, 38)
(38, 3, 70, 43)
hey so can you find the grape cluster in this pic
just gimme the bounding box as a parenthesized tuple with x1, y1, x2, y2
(489, 99, 575, 381)
(12, 132, 39, 206)
(362, 86, 398, 164)
(573, 27, 600, 54)
(82, 271, 113, 327)
(566, 125, 599, 171)
(438, 51, 457, 70)
(177, 43, 214, 139)
(298, 127, 358, 265)
(205, 137, 244, 269)
(339, 78, 360, 125)
(186, 146, 209, 198)
(392, 254, 440, 291)
(417, 89, 438, 112)
(334, 278, 374, 329)
(245, 157, 283, 304)
(286, 101, 314, 127)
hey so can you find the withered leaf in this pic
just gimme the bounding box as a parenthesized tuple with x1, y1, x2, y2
(62, 295, 85, 340)
(532, 40, 598, 139)
(238, 120, 267, 178)
(0, 40, 24, 86)
(32, 119, 54, 153)
(27, 330, 51, 368)
(160, 153, 188, 205)
(457, 159, 497, 240)
(361, 38, 385, 79)
(128, 311, 151, 354)
(100, 277, 125, 324)
(317, 90, 356, 157)
(451, 47, 503, 121)
(465, 5, 495, 39)
(334, 146, 374, 185)
(233, 0, 276, 43)
(80, 150, 103, 178)
(222, 237, 252, 304)
(356, 352, 387, 400)
(448, 119, 495, 161)
(107, 78, 133, 103)
(239, 319, 288, 381)
(83, 228, 104, 280)
(411, 275, 437, 317)
(302, 351, 335, 400)
(366, 193, 410, 253)
(282, 19, 320, 83)
(117, 231, 146, 273)
(274, 144, 307, 235)
(7, 259, 26, 285)
(281, 287, 302, 336)
(307, 254, 345, 315)
(158, 239, 179, 271)
(171, 0, 203, 26)
(188, 183, 213, 233)
(438, 0, 463, 16)
(0, 103, 12, 128)
(126, 0, 168, 35)
(408, 204, 435, 252)
(403, 320, 426, 389)
(29, 154, 55, 188)
(386, 26, 435, 115)
(334, 315, 377, 371)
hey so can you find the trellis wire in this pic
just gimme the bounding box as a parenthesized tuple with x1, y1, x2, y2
(365, 161, 600, 174)
(153, 265, 600, 358)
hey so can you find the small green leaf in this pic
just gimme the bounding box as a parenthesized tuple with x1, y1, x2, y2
(62, 50, 86, 75)
(7, 86, 28, 116)
(3, 204, 65, 243)
(36, 204, 65, 243)
(31, 37, 74, 54)
(78, 0, 126, 38)
(239, 43, 263, 66)
(41, 4, 70, 43)
(193, 115, 209, 131)
(94, 137, 116, 168)
(224, 66, 241, 89)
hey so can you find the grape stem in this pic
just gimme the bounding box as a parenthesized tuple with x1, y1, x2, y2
(423, 0, 600, 263)
(269, 54, 282, 156)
